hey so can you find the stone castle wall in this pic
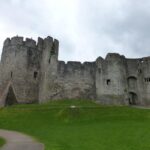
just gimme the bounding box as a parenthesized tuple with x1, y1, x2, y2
(0, 36, 150, 106)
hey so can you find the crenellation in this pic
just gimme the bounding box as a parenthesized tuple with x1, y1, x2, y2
(142, 57, 150, 63)
(44, 36, 53, 49)
(25, 38, 36, 48)
(82, 62, 95, 74)
(3, 38, 11, 47)
(37, 37, 44, 50)
(11, 36, 24, 46)
(52, 39, 59, 55)
(57, 61, 66, 74)
(83, 61, 95, 66)
(67, 61, 82, 70)
(96, 56, 104, 62)
(67, 61, 82, 65)
(58, 61, 66, 67)
(105, 53, 122, 60)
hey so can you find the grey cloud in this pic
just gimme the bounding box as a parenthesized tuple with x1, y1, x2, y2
(78, 0, 150, 59)
(0, 0, 150, 61)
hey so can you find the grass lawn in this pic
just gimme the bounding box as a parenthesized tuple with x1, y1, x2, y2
(0, 137, 5, 147)
(0, 100, 150, 150)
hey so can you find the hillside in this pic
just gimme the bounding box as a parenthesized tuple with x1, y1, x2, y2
(0, 100, 150, 150)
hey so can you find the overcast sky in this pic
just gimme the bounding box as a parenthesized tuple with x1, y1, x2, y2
(0, 0, 150, 62)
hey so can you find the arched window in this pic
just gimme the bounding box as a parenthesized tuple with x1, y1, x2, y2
(106, 79, 111, 85)
(34, 71, 38, 79)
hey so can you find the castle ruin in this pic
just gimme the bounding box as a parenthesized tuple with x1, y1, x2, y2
(0, 36, 150, 106)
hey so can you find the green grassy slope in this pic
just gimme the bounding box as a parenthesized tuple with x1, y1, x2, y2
(0, 100, 150, 150)
(0, 137, 6, 147)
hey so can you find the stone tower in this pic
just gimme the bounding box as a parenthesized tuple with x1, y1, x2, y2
(0, 36, 58, 105)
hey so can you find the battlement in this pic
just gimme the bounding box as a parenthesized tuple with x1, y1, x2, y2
(3, 38, 11, 46)
(58, 61, 95, 68)
(3, 36, 59, 52)
(3, 36, 59, 57)
(105, 53, 126, 62)
(43, 36, 53, 48)
(105, 53, 122, 59)
(25, 38, 36, 48)
(3, 36, 24, 46)
(37, 37, 44, 49)
(67, 61, 82, 67)
(11, 36, 24, 45)
(57, 60, 95, 76)
(3, 36, 36, 48)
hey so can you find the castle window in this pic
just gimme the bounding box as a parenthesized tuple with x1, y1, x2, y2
(144, 77, 150, 82)
(106, 79, 111, 85)
(138, 69, 142, 73)
(98, 68, 101, 73)
(28, 49, 32, 56)
(48, 58, 51, 64)
(11, 71, 13, 78)
(34, 71, 38, 79)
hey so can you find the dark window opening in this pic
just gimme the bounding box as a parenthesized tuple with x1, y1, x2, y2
(48, 58, 51, 64)
(144, 78, 150, 82)
(144, 77, 150, 82)
(34, 71, 38, 79)
(98, 68, 101, 73)
(138, 69, 142, 73)
(11, 71, 13, 78)
(28, 49, 33, 56)
(106, 79, 111, 85)
(129, 98, 132, 105)
(128, 92, 138, 105)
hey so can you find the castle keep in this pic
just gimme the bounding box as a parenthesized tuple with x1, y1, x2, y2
(0, 36, 150, 106)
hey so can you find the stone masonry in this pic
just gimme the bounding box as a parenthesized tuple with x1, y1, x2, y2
(0, 36, 150, 106)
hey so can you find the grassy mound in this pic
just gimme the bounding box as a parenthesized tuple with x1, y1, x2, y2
(0, 100, 150, 150)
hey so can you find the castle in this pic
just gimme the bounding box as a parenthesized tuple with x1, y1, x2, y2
(0, 36, 149, 106)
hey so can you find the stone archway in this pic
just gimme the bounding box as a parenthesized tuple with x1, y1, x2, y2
(5, 85, 18, 106)
(128, 92, 138, 105)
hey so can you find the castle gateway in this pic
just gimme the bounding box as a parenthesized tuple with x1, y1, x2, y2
(0, 36, 150, 106)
